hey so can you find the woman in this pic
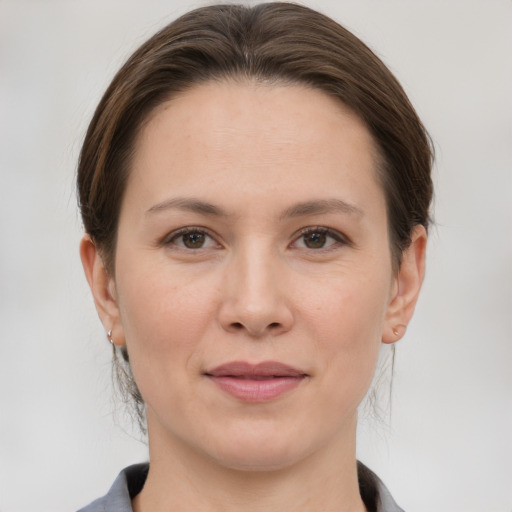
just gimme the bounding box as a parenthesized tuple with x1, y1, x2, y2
(77, 3, 432, 511)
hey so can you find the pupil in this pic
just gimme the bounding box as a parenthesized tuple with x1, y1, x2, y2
(184, 232, 205, 248)
(305, 232, 326, 248)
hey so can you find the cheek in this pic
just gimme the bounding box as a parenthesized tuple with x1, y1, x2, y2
(301, 268, 390, 345)
(115, 260, 219, 373)
(114, 268, 222, 430)
(299, 272, 390, 403)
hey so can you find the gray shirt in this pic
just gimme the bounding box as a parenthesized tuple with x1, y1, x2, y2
(77, 462, 404, 512)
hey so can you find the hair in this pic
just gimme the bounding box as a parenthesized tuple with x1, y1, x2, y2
(77, 2, 433, 431)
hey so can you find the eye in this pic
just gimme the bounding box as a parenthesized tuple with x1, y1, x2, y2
(166, 228, 219, 250)
(292, 227, 346, 250)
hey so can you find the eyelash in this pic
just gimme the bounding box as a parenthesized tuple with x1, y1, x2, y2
(162, 226, 220, 250)
(162, 226, 350, 251)
(292, 226, 350, 251)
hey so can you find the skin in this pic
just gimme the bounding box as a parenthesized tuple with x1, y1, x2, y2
(81, 81, 426, 512)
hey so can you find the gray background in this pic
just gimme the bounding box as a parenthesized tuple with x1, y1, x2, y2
(0, 1, 511, 511)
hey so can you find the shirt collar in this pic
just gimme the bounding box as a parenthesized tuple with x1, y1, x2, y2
(77, 462, 404, 512)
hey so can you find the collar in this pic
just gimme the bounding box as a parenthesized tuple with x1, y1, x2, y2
(77, 462, 404, 512)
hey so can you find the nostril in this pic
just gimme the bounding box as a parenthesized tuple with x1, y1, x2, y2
(228, 321, 282, 334)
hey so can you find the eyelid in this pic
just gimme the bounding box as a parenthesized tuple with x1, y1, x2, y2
(290, 225, 351, 249)
(160, 225, 350, 250)
(162, 226, 222, 249)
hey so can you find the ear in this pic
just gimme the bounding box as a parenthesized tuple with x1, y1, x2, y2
(80, 235, 125, 346)
(382, 225, 427, 344)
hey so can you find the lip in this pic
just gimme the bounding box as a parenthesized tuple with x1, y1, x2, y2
(204, 361, 308, 403)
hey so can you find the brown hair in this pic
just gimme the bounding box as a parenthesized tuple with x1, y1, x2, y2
(77, 2, 433, 429)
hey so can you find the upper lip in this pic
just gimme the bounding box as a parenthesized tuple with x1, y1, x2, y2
(205, 361, 307, 378)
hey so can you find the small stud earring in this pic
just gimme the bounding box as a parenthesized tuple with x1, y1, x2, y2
(393, 325, 407, 338)
(107, 329, 114, 345)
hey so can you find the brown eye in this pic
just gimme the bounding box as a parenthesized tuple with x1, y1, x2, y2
(182, 232, 206, 249)
(303, 231, 327, 249)
(167, 228, 219, 250)
(291, 227, 345, 251)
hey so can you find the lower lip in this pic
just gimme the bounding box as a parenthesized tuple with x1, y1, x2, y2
(208, 376, 305, 402)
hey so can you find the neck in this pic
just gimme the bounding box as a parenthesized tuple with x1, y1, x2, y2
(133, 415, 366, 512)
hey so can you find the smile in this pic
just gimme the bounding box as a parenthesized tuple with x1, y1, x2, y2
(204, 361, 308, 402)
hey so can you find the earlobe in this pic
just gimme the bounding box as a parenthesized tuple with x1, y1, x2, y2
(80, 235, 125, 346)
(382, 225, 427, 344)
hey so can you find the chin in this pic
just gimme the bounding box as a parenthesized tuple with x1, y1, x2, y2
(202, 427, 318, 473)
(211, 447, 305, 473)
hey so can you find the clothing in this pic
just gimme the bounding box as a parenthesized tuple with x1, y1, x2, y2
(77, 461, 404, 512)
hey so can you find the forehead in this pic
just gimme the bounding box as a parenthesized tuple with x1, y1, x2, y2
(128, 80, 384, 215)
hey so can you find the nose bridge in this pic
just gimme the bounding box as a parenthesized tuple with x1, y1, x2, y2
(219, 236, 292, 337)
(238, 238, 275, 300)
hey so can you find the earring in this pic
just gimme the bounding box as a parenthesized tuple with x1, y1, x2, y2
(392, 325, 407, 338)
(107, 329, 114, 345)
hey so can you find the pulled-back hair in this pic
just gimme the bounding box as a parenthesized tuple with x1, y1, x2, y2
(77, 2, 433, 430)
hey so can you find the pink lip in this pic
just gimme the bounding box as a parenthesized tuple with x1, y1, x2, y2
(204, 361, 307, 403)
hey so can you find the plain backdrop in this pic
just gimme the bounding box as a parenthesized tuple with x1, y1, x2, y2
(0, 1, 511, 511)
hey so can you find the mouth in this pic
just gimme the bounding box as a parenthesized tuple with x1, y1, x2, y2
(204, 361, 308, 402)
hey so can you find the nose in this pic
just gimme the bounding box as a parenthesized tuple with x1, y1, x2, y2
(217, 244, 294, 338)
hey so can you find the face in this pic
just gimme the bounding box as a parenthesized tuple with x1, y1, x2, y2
(85, 81, 425, 471)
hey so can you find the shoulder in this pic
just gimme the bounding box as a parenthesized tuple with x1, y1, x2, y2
(76, 463, 149, 512)
(358, 461, 405, 512)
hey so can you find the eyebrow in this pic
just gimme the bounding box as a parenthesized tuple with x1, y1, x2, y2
(279, 199, 364, 220)
(146, 196, 363, 219)
(146, 197, 228, 217)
